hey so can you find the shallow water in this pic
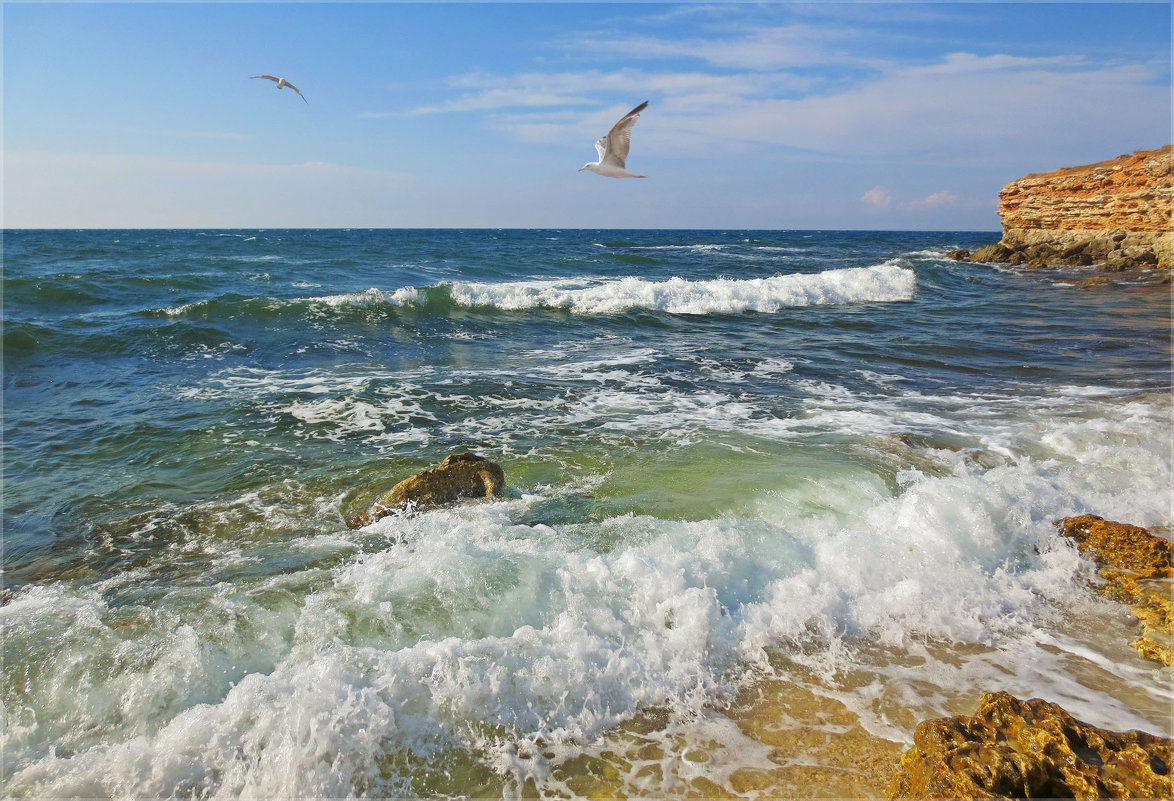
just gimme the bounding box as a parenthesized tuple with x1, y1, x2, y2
(3, 229, 1170, 798)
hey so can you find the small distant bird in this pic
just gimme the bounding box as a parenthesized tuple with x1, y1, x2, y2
(579, 100, 649, 178)
(250, 74, 307, 103)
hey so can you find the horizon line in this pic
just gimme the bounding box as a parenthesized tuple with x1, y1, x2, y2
(2, 226, 1004, 234)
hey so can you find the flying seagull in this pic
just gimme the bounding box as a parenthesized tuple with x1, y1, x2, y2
(579, 100, 649, 178)
(250, 75, 307, 103)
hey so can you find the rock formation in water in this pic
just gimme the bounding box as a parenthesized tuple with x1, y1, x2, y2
(888, 691, 1173, 799)
(1057, 514, 1172, 665)
(347, 452, 505, 529)
(948, 145, 1172, 277)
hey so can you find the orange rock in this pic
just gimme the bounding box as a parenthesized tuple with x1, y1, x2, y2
(1000, 146, 1173, 235)
(1058, 514, 1172, 578)
(1058, 515, 1173, 666)
(888, 691, 1173, 799)
(347, 452, 505, 528)
(968, 146, 1172, 274)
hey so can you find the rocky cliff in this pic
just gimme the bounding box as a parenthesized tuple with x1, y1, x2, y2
(950, 146, 1172, 275)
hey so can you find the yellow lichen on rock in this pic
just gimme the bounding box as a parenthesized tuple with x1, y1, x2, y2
(888, 691, 1173, 799)
(1057, 514, 1173, 666)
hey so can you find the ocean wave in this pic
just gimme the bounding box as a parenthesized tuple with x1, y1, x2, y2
(152, 286, 429, 319)
(449, 264, 917, 315)
(625, 244, 728, 252)
(308, 286, 425, 308)
(5, 403, 1169, 798)
(146, 265, 915, 322)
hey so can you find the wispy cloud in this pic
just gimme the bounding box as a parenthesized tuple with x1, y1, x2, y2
(558, 23, 871, 72)
(864, 187, 988, 214)
(424, 52, 1166, 169)
(409, 68, 794, 115)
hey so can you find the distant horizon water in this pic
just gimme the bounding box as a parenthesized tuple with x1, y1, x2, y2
(3, 228, 1169, 799)
(4, 226, 1006, 233)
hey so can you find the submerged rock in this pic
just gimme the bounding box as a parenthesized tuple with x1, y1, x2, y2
(347, 452, 505, 529)
(1057, 514, 1173, 665)
(888, 691, 1173, 799)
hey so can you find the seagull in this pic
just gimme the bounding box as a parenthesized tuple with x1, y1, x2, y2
(579, 101, 649, 178)
(250, 74, 308, 103)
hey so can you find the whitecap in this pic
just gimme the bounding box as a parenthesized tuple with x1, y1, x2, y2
(308, 286, 423, 308)
(448, 264, 917, 315)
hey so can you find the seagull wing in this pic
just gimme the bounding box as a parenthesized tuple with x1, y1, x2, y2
(594, 136, 607, 162)
(251, 75, 280, 83)
(600, 100, 648, 169)
(285, 81, 308, 103)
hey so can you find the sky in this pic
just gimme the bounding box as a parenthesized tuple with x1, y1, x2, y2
(3, 1, 1170, 230)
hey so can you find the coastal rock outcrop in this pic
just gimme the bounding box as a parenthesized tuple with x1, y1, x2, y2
(888, 691, 1173, 799)
(347, 452, 505, 529)
(1057, 514, 1172, 665)
(950, 146, 1172, 277)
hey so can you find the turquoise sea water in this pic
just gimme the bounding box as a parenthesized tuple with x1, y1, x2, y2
(3, 229, 1171, 798)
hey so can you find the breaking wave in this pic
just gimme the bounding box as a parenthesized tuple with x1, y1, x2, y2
(448, 263, 917, 315)
(150, 264, 916, 321)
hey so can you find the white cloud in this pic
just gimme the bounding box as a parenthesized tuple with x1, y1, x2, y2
(862, 186, 893, 209)
(924, 51, 1085, 75)
(410, 69, 792, 116)
(557, 23, 872, 71)
(913, 190, 958, 209)
(426, 52, 1166, 171)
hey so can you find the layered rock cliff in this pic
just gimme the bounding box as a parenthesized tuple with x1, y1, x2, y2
(950, 146, 1172, 275)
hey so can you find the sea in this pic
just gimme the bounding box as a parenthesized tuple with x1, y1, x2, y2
(2, 228, 1171, 799)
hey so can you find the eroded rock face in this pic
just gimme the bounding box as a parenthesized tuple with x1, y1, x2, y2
(951, 146, 1172, 276)
(1000, 147, 1172, 236)
(347, 452, 505, 529)
(888, 691, 1173, 799)
(1058, 514, 1172, 665)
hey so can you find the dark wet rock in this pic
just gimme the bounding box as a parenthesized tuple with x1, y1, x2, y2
(347, 452, 505, 529)
(1058, 514, 1172, 665)
(967, 243, 1015, 264)
(888, 691, 1173, 799)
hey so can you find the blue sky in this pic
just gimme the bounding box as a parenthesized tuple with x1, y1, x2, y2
(4, 1, 1170, 229)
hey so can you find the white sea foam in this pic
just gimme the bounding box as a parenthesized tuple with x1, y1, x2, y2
(15, 337, 1168, 797)
(449, 264, 917, 314)
(750, 357, 797, 377)
(156, 265, 915, 320)
(5, 397, 1170, 799)
(310, 286, 424, 307)
(625, 243, 728, 253)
